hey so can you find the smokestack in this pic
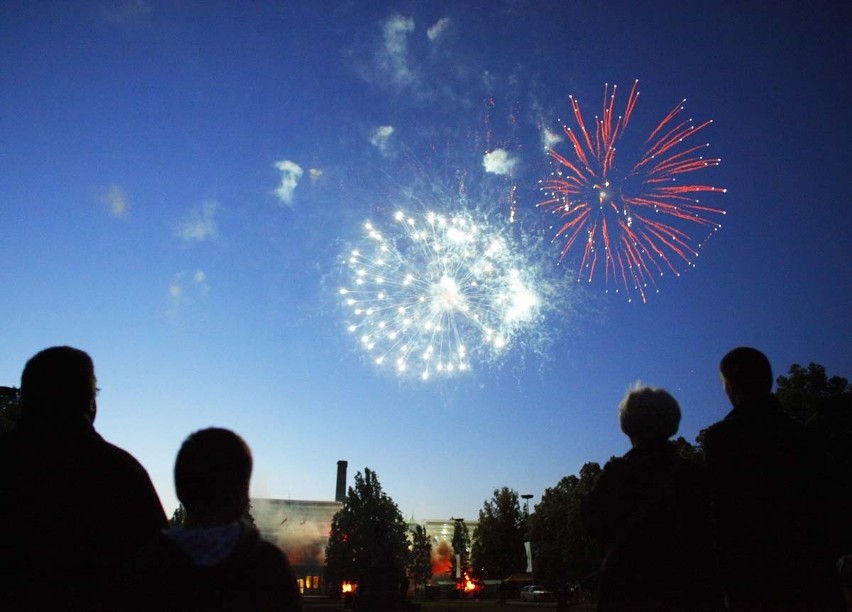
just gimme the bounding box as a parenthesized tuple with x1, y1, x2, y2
(335, 460, 348, 502)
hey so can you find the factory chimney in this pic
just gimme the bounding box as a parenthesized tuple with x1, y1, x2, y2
(335, 460, 348, 502)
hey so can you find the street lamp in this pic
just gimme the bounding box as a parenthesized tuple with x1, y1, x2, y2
(521, 494, 534, 575)
(521, 493, 533, 515)
(451, 517, 465, 580)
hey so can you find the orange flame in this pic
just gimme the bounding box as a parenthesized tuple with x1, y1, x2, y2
(458, 572, 479, 593)
(341, 581, 356, 594)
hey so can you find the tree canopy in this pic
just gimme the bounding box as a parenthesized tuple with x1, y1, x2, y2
(167, 501, 255, 527)
(774, 362, 852, 488)
(325, 468, 410, 607)
(775, 362, 852, 550)
(775, 362, 851, 429)
(0, 386, 20, 435)
(529, 462, 602, 595)
(470, 487, 526, 579)
(408, 523, 432, 591)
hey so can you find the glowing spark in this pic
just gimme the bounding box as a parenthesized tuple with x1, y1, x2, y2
(538, 80, 726, 303)
(340, 207, 546, 379)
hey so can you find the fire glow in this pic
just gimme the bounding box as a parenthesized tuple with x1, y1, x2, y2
(458, 572, 479, 594)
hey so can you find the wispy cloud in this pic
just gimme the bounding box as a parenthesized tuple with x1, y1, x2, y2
(379, 15, 415, 86)
(309, 168, 323, 181)
(100, 184, 129, 218)
(274, 160, 304, 206)
(541, 126, 563, 151)
(427, 17, 450, 42)
(167, 269, 209, 319)
(483, 149, 518, 175)
(370, 125, 395, 155)
(176, 200, 220, 242)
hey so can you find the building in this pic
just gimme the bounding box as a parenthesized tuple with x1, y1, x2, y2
(420, 518, 477, 580)
(252, 460, 478, 595)
(251, 460, 347, 595)
(252, 497, 342, 594)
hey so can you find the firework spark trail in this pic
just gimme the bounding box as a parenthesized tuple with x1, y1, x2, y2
(339, 208, 545, 380)
(538, 80, 727, 303)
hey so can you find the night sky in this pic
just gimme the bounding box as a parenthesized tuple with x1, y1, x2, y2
(1, 1, 849, 522)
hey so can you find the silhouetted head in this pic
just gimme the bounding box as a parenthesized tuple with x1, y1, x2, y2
(174, 428, 252, 525)
(20, 346, 97, 427)
(619, 384, 681, 447)
(720, 346, 773, 407)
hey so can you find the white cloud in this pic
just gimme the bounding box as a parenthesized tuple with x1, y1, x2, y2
(380, 14, 415, 85)
(482, 149, 518, 175)
(542, 126, 563, 151)
(274, 159, 304, 205)
(176, 200, 219, 242)
(309, 168, 323, 181)
(167, 269, 209, 318)
(427, 17, 450, 41)
(370, 125, 395, 154)
(101, 184, 128, 217)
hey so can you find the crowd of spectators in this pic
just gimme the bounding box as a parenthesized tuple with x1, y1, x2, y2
(0, 345, 848, 610)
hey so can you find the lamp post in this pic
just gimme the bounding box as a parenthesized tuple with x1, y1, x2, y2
(451, 517, 466, 581)
(521, 494, 534, 576)
(521, 493, 533, 516)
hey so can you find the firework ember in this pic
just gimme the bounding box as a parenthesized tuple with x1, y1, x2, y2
(340, 207, 548, 380)
(539, 80, 726, 302)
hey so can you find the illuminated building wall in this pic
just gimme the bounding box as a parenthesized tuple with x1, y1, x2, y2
(252, 498, 342, 595)
(420, 519, 477, 580)
(251, 462, 477, 594)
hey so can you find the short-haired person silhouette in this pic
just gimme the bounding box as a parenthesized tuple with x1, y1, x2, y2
(0, 346, 167, 610)
(583, 385, 720, 611)
(704, 347, 843, 609)
(127, 428, 302, 611)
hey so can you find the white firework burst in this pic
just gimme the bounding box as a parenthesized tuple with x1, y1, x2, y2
(339, 208, 545, 380)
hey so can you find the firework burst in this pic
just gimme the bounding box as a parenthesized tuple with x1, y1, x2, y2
(539, 80, 726, 302)
(339, 207, 547, 380)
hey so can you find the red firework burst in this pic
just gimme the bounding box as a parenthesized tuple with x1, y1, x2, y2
(538, 80, 726, 302)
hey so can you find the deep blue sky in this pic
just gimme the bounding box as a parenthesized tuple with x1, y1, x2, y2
(1, 1, 850, 521)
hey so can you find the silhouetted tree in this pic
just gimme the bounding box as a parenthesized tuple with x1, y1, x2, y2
(775, 362, 852, 551)
(529, 462, 602, 606)
(408, 524, 432, 592)
(169, 501, 254, 527)
(672, 435, 703, 463)
(169, 504, 187, 526)
(470, 487, 526, 579)
(0, 386, 20, 435)
(449, 518, 471, 581)
(325, 468, 411, 609)
(775, 362, 851, 430)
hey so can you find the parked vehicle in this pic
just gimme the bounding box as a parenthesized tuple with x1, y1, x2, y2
(520, 585, 553, 602)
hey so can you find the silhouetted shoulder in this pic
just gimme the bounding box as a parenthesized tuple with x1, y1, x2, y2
(126, 524, 301, 611)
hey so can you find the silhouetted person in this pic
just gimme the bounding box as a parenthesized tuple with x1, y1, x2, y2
(839, 555, 852, 611)
(126, 428, 301, 610)
(704, 347, 842, 610)
(583, 385, 721, 611)
(0, 346, 167, 610)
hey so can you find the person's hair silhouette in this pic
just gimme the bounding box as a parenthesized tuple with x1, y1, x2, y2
(20, 345, 98, 425)
(175, 428, 253, 526)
